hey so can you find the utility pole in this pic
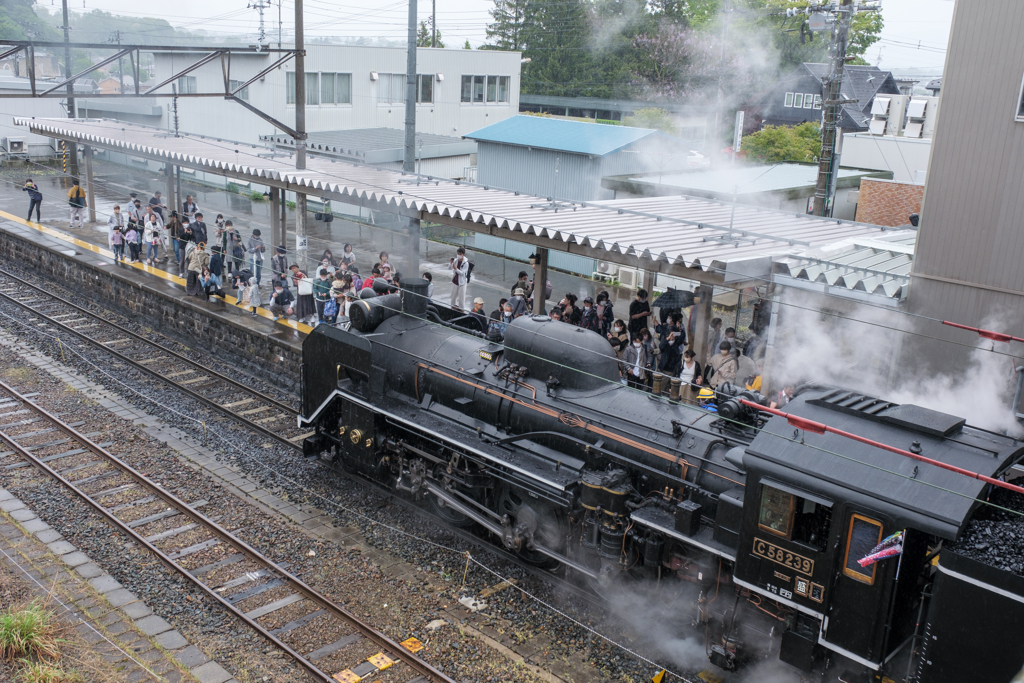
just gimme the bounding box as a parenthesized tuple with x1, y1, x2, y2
(61, 0, 79, 180)
(405, 0, 421, 276)
(432, 0, 436, 48)
(807, 0, 880, 216)
(249, 0, 271, 46)
(109, 30, 123, 94)
(811, 0, 852, 217)
(294, 0, 308, 268)
(278, 0, 282, 48)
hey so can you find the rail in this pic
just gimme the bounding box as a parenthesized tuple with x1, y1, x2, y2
(0, 378, 456, 683)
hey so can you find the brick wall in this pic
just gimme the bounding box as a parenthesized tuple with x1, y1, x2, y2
(854, 178, 924, 227)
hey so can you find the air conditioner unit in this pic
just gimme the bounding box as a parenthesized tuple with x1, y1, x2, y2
(906, 98, 928, 119)
(594, 261, 618, 279)
(2, 137, 25, 154)
(903, 121, 923, 138)
(618, 267, 640, 289)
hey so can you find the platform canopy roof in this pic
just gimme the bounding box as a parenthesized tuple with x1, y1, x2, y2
(19, 117, 907, 286)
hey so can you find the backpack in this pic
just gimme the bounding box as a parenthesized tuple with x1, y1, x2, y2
(323, 298, 338, 318)
(232, 244, 245, 260)
(467, 261, 475, 283)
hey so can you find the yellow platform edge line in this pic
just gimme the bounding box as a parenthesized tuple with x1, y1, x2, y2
(0, 209, 313, 334)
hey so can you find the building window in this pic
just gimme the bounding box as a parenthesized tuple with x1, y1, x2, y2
(286, 72, 295, 104)
(337, 73, 352, 104)
(177, 75, 196, 94)
(814, 94, 822, 109)
(306, 73, 319, 106)
(804, 93, 815, 109)
(793, 93, 804, 108)
(321, 72, 335, 104)
(228, 79, 249, 101)
(461, 75, 509, 104)
(785, 92, 794, 108)
(418, 74, 433, 104)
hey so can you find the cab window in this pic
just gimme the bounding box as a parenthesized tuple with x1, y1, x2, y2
(843, 514, 883, 584)
(758, 484, 832, 552)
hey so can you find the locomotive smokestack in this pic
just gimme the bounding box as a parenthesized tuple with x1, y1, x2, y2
(401, 278, 431, 316)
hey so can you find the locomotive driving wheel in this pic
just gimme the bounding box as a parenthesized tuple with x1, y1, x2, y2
(428, 466, 477, 528)
(496, 485, 568, 569)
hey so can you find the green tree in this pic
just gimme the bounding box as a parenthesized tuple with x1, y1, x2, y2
(417, 18, 445, 48)
(745, 0, 884, 70)
(0, 0, 61, 41)
(622, 107, 676, 134)
(740, 122, 821, 163)
(485, 0, 530, 51)
(463, 39, 472, 49)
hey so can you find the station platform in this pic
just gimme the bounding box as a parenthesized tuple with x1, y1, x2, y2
(0, 208, 306, 388)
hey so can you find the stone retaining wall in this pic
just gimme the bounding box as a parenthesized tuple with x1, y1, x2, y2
(0, 224, 302, 393)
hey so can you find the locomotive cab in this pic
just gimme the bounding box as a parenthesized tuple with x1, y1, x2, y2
(733, 387, 1024, 677)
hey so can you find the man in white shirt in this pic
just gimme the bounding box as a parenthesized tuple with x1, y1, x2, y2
(448, 247, 469, 311)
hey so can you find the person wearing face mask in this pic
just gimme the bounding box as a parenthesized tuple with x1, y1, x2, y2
(580, 296, 599, 332)
(628, 288, 652, 338)
(708, 341, 738, 388)
(107, 205, 125, 261)
(596, 291, 614, 336)
(620, 334, 652, 390)
(607, 319, 629, 358)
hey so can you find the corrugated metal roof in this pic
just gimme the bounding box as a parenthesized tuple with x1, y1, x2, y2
(19, 118, 907, 278)
(464, 115, 657, 157)
(775, 234, 915, 299)
(259, 128, 476, 163)
(627, 165, 873, 195)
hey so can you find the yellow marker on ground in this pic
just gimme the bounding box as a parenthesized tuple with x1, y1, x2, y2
(652, 669, 666, 683)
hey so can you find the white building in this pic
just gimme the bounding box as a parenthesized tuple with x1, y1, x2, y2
(86, 45, 522, 147)
(840, 95, 940, 185)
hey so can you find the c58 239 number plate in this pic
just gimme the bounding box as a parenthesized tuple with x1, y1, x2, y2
(753, 538, 814, 575)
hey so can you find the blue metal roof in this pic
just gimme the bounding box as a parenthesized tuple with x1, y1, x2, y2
(464, 115, 658, 157)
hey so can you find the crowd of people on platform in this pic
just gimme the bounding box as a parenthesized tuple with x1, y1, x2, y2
(22, 177, 793, 406)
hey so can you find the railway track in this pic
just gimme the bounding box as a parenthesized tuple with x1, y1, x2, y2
(0, 265, 605, 610)
(0, 378, 456, 683)
(0, 268, 308, 453)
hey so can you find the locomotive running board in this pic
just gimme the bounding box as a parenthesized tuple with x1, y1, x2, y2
(300, 389, 570, 492)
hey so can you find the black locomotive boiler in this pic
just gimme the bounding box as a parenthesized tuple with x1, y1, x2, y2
(299, 281, 1024, 682)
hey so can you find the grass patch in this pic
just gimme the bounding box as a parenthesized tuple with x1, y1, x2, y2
(2, 367, 32, 383)
(0, 600, 61, 662)
(15, 661, 83, 683)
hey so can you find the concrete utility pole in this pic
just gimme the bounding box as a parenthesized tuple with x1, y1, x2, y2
(109, 30, 124, 94)
(294, 0, 308, 268)
(432, 0, 437, 48)
(61, 0, 78, 181)
(404, 0, 421, 276)
(812, 0, 853, 217)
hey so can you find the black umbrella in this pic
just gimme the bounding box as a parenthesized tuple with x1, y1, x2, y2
(652, 288, 695, 310)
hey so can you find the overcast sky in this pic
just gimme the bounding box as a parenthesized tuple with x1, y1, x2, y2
(67, 0, 953, 71)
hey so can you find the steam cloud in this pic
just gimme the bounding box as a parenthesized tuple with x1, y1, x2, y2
(769, 288, 1023, 436)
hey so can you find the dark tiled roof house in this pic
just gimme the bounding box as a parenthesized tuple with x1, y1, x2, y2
(761, 63, 902, 132)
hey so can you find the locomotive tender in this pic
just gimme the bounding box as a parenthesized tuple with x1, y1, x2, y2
(299, 281, 1024, 682)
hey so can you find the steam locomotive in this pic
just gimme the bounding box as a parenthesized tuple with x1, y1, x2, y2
(299, 280, 1024, 682)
